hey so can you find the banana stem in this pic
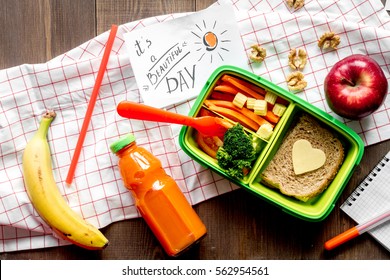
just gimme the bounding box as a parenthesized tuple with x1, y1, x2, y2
(36, 112, 56, 138)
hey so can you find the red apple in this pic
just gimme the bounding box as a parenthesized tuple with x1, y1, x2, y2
(324, 54, 388, 119)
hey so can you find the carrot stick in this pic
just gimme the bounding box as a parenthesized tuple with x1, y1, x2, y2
(210, 92, 235, 102)
(265, 110, 280, 124)
(196, 133, 219, 158)
(214, 85, 239, 95)
(227, 75, 267, 96)
(204, 101, 260, 131)
(206, 99, 273, 128)
(221, 75, 266, 98)
(198, 108, 216, 117)
(276, 96, 290, 106)
(214, 85, 255, 99)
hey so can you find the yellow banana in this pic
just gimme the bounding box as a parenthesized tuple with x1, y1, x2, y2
(22, 111, 109, 250)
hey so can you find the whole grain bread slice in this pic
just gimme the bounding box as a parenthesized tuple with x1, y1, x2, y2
(260, 114, 344, 202)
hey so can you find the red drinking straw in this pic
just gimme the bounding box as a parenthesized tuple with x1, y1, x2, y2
(66, 24, 118, 186)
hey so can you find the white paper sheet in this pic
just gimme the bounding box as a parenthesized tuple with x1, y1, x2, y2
(124, 4, 249, 108)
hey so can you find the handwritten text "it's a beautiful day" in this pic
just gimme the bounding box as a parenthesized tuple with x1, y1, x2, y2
(134, 38, 196, 94)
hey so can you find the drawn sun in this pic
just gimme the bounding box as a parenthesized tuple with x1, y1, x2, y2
(191, 20, 230, 63)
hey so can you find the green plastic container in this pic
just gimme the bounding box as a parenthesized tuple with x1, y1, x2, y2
(179, 65, 364, 222)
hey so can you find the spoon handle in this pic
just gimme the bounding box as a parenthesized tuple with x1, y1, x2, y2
(117, 101, 194, 126)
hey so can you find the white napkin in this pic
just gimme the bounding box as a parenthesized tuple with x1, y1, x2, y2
(0, 0, 389, 252)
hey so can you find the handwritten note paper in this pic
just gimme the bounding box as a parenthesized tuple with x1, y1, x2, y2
(124, 4, 249, 108)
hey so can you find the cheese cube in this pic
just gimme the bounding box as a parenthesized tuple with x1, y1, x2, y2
(272, 103, 287, 117)
(246, 98, 256, 110)
(256, 123, 273, 140)
(232, 92, 247, 108)
(254, 100, 267, 116)
(264, 91, 277, 105)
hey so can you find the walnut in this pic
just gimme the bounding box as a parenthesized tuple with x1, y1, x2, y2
(318, 32, 340, 50)
(286, 0, 305, 10)
(286, 71, 307, 92)
(288, 48, 307, 70)
(249, 44, 267, 63)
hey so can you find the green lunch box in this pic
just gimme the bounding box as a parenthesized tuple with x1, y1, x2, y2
(179, 65, 364, 222)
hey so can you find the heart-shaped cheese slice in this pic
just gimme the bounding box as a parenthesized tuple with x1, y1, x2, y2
(292, 139, 326, 175)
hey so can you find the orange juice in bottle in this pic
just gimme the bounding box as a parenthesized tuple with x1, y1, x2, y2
(110, 134, 207, 256)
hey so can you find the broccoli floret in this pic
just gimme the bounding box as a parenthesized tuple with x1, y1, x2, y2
(221, 123, 256, 160)
(216, 123, 257, 179)
(215, 147, 232, 169)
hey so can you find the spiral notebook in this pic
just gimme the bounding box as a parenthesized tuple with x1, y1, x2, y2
(341, 151, 390, 251)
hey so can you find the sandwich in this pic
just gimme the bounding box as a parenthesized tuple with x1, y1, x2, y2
(260, 113, 344, 202)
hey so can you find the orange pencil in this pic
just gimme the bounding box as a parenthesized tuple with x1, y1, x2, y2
(66, 24, 118, 186)
(324, 208, 390, 250)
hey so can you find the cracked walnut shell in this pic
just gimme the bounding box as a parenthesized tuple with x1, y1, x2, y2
(288, 48, 307, 70)
(286, 0, 305, 10)
(249, 44, 267, 63)
(286, 72, 307, 91)
(318, 32, 340, 50)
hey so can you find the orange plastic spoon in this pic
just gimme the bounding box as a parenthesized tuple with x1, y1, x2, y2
(117, 101, 230, 137)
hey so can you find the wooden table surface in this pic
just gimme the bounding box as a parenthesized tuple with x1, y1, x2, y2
(1, 0, 390, 260)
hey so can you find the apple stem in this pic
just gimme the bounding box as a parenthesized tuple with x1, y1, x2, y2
(341, 78, 355, 87)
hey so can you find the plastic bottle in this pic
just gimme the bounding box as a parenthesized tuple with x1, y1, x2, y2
(110, 134, 207, 256)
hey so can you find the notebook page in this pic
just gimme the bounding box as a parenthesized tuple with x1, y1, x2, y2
(341, 151, 390, 251)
